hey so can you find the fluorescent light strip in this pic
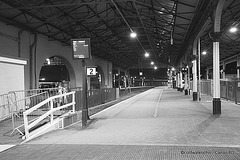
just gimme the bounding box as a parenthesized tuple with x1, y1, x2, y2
(0, 56, 27, 65)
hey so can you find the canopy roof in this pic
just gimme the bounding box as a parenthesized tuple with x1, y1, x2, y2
(0, 0, 239, 69)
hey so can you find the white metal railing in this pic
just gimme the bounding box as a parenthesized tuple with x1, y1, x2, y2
(189, 80, 213, 96)
(0, 88, 59, 121)
(7, 88, 59, 106)
(119, 86, 154, 91)
(10, 91, 50, 135)
(0, 93, 10, 121)
(23, 91, 75, 139)
(0, 88, 60, 135)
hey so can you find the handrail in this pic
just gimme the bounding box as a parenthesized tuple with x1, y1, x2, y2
(9, 91, 48, 108)
(23, 91, 75, 139)
(0, 93, 10, 121)
(24, 91, 75, 115)
(27, 103, 74, 130)
(119, 86, 154, 90)
(8, 87, 59, 94)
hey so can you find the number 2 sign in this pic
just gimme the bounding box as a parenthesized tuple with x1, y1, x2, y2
(87, 67, 97, 76)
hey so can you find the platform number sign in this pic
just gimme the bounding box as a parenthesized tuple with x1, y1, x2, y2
(87, 67, 97, 76)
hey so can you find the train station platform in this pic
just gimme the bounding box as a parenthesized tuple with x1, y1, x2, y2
(0, 87, 240, 159)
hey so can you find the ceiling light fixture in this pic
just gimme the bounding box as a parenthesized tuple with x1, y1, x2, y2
(145, 52, 150, 57)
(130, 32, 137, 38)
(229, 26, 237, 33)
(111, 0, 159, 71)
(202, 51, 207, 55)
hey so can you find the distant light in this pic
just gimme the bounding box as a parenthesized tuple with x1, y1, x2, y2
(151, 61, 154, 65)
(171, 67, 175, 71)
(202, 51, 207, 55)
(139, 72, 143, 76)
(154, 66, 157, 70)
(145, 52, 150, 57)
(130, 32, 137, 38)
(229, 27, 237, 33)
(171, 37, 173, 45)
(46, 58, 50, 65)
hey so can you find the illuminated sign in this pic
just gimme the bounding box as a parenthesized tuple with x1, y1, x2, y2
(71, 38, 91, 59)
(87, 67, 97, 76)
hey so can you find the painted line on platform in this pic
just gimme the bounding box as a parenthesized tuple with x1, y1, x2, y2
(0, 145, 15, 153)
(91, 89, 154, 118)
(153, 89, 163, 118)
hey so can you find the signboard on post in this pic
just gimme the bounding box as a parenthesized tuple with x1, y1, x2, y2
(71, 38, 91, 127)
(87, 67, 97, 76)
(71, 38, 91, 59)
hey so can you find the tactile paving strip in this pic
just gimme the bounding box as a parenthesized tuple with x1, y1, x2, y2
(0, 144, 239, 160)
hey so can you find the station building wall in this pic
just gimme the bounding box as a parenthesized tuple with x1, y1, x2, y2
(0, 21, 112, 92)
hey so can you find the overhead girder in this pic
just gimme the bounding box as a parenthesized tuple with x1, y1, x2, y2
(175, 0, 214, 65)
(196, 0, 240, 68)
(1, 0, 227, 69)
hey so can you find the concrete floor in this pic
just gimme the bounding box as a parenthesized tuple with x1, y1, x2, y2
(1, 87, 240, 159)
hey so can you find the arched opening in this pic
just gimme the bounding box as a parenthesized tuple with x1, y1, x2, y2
(39, 56, 71, 88)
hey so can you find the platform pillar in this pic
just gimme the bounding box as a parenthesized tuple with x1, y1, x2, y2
(212, 41, 221, 115)
(177, 72, 180, 91)
(212, 0, 225, 115)
(184, 69, 188, 95)
(192, 52, 198, 101)
(179, 70, 183, 92)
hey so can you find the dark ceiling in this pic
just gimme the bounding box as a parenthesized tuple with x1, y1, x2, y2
(0, 0, 239, 70)
(200, 0, 240, 68)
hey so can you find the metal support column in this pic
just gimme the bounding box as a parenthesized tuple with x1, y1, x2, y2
(124, 74, 127, 88)
(118, 68, 121, 88)
(82, 60, 89, 127)
(179, 70, 183, 92)
(206, 68, 209, 80)
(176, 72, 178, 90)
(198, 38, 201, 101)
(187, 66, 191, 95)
(177, 72, 180, 91)
(184, 69, 188, 95)
(237, 56, 240, 79)
(212, 0, 225, 115)
(213, 40, 221, 114)
(192, 59, 198, 101)
(222, 63, 226, 79)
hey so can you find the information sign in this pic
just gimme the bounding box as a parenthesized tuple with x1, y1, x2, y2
(71, 38, 91, 59)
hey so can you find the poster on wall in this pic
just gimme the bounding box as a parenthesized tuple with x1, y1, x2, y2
(71, 38, 91, 59)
